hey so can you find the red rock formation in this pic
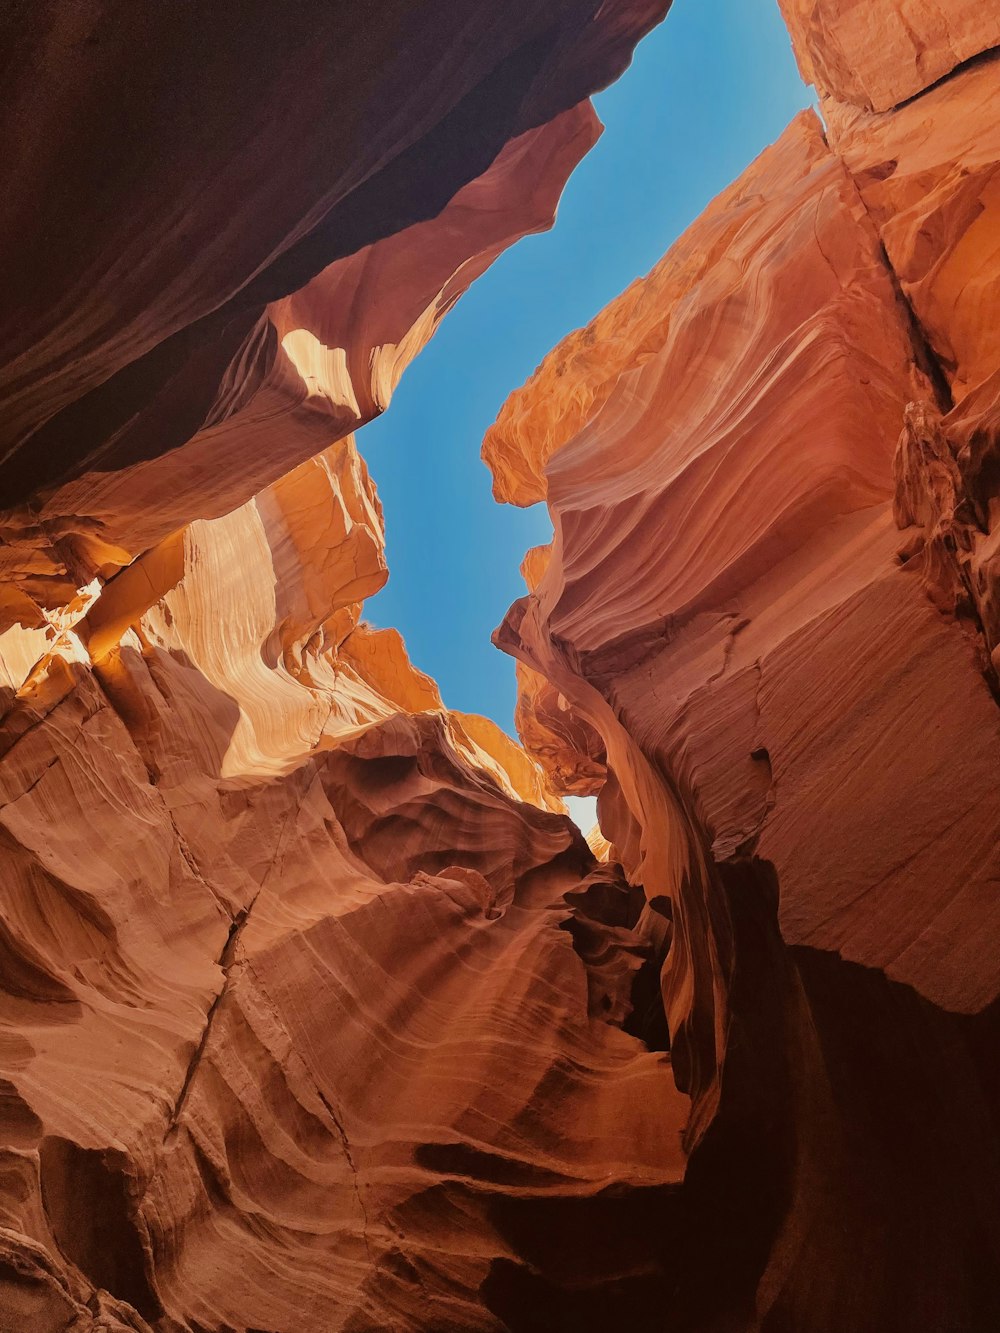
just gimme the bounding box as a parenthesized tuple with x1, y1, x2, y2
(3, 0, 1000, 1329)
(490, 30, 1000, 1331)
(777, 0, 1000, 109)
(508, 547, 608, 796)
(0, 398, 688, 1331)
(0, 103, 602, 632)
(0, 5, 690, 1330)
(0, 0, 674, 629)
(0, 1, 668, 496)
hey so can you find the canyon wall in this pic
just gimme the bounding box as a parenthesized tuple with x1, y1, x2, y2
(1, 0, 999, 1330)
(0, 4, 686, 1330)
(488, 4, 1000, 1329)
(0, 467, 685, 1332)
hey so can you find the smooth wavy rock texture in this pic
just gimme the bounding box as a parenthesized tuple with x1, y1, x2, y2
(0, 394, 686, 1332)
(0, 1, 668, 494)
(0, 3, 691, 1330)
(3, 0, 1000, 1330)
(0, 102, 601, 633)
(490, 47, 1000, 1330)
(0, 0, 671, 627)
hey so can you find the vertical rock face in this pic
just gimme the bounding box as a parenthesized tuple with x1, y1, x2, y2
(2, 1, 1000, 1331)
(489, 14, 1000, 1331)
(0, 410, 687, 1332)
(1, 0, 670, 493)
(0, 101, 602, 629)
(0, 5, 688, 1330)
(776, 0, 1000, 109)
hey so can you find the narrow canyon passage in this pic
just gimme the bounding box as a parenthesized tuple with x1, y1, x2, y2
(1, 3, 1000, 1332)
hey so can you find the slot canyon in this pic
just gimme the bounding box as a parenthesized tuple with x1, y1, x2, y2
(1, 2, 1000, 1329)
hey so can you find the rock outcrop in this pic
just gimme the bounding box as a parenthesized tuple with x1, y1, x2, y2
(0, 0, 677, 627)
(0, 4, 686, 1330)
(489, 7, 1000, 1329)
(0, 402, 687, 1332)
(776, 0, 1000, 110)
(2, 0, 1000, 1330)
(0, 101, 601, 633)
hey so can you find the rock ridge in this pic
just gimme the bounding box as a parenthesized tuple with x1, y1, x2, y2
(487, 10, 1000, 1324)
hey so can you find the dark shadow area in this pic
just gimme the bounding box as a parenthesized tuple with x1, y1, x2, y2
(39, 1136, 161, 1321)
(481, 1184, 684, 1333)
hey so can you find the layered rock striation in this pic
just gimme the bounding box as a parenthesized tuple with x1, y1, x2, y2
(489, 7, 1000, 1328)
(0, 4, 686, 1330)
(2, 0, 1000, 1330)
(0, 407, 686, 1332)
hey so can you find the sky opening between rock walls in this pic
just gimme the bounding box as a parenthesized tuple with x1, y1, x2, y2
(363, 0, 812, 829)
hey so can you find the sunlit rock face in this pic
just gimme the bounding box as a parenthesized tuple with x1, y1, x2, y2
(0, 0, 677, 628)
(777, 0, 1000, 109)
(0, 413, 687, 1332)
(0, 102, 602, 636)
(491, 21, 1000, 1333)
(3, 0, 1000, 1328)
(0, 3, 688, 1330)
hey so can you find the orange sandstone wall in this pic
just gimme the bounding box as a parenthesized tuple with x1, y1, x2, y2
(2, 0, 1000, 1329)
(0, 4, 688, 1330)
(0, 413, 687, 1332)
(489, 12, 1000, 1330)
(777, 0, 1000, 109)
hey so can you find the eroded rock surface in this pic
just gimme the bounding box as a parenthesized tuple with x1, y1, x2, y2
(490, 24, 1000, 1332)
(2, 0, 1000, 1330)
(0, 4, 685, 1330)
(0, 401, 686, 1332)
(777, 0, 1000, 109)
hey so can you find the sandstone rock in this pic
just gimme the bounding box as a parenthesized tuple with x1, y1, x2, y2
(4, 0, 1000, 1328)
(490, 84, 1000, 1328)
(778, 0, 1000, 109)
(0, 0, 675, 629)
(0, 103, 602, 631)
(827, 51, 1000, 404)
(507, 549, 608, 794)
(0, 396, 684, 1329)
(0, 2, 668, 500)
(0, 4, 691, 1327)
(0, 673, 684, 1330)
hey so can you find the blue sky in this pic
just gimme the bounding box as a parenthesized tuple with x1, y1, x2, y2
(362, 0, 810, 821)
